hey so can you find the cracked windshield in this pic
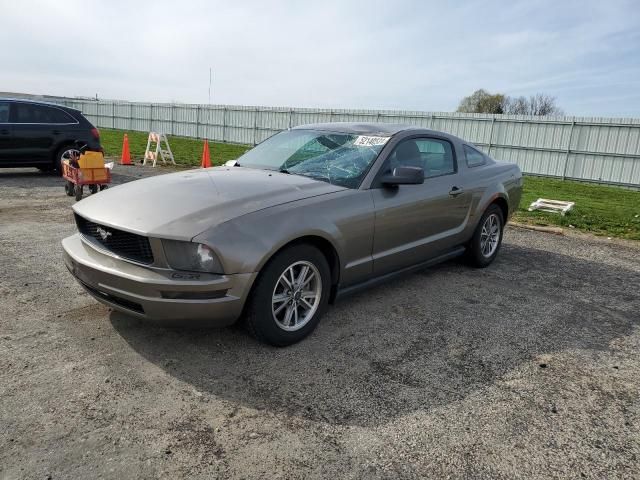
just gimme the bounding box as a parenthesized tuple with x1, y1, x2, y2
(236, 129, 389, 188)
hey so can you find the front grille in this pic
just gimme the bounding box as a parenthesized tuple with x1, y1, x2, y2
(75, 214, 154, 265)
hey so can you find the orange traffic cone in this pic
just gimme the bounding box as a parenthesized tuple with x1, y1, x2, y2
(120, 134, 132, 165)
(201, 140, 211, 168)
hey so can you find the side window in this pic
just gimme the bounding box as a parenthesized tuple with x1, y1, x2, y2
(464, 145, 486, 167)
(12, 104, 41, 123)
(0, 103, 9, 123)
(12, 103, 74, 124)
(386, 137, 456, 178)
(415, 139, 455, 177)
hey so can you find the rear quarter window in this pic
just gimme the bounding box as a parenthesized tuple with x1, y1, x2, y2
(464, 145, 486, 168)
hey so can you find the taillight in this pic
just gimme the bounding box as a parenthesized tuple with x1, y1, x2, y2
(91, 128, 100, 139)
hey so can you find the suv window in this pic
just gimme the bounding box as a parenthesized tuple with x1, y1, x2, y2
(464, 145, 486, 167)
(11, 103, 75, 124)
(386, 137, 456, 178)
(0, 103, 9, 123)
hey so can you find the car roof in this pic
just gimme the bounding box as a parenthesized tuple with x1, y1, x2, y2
(291, 122, 459, 140)
(292, 122, 418, 135)
(0, 97, 80, 113)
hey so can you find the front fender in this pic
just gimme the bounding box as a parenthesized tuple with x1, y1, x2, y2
(193, 189, 375, 283)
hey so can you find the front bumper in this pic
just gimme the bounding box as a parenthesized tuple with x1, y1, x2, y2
(62, 233, 256, 327)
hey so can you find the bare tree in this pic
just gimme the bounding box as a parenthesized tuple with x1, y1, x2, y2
(504, 93, 564, 116)
(504, 96, 529, 115)
(530, 93, 564, 116)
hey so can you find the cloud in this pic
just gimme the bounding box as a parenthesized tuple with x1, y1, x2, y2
(0, 0, 638, 116)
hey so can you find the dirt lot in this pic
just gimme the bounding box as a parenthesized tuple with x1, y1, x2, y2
(1, 165, 639, 479)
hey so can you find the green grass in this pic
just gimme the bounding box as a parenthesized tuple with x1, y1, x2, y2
(99, 128, 250, 167)
(98, 129, 640, 240)
(514, 176, 640, 240)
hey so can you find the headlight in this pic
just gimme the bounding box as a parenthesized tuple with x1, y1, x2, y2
(162, 240, 223, 273)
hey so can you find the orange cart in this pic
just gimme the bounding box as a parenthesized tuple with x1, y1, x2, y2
(62, 150, 111, 201)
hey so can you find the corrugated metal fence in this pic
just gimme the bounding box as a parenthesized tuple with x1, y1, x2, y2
(54, 98, 640, 187)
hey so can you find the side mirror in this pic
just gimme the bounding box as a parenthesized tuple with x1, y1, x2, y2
(381, 166, 424, 186)
(225, 159, 239, 167)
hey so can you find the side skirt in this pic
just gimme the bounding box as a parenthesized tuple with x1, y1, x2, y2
(334, 246, 466, 302)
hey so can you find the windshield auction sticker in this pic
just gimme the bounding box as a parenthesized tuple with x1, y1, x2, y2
(353, 135, 390, 147)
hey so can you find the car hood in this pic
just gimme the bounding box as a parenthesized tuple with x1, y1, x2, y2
(72, 167, 346, 239)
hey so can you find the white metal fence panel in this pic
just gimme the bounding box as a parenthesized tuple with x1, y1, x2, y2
(49, 97, 640, 187)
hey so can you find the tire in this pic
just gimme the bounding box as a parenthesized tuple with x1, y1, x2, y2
(89, 185, 98, 194)
(99, 185, 108, 191)
(245, 244, 331, 347)
(466, 204, 504, 268)
(64, 181, 75, 196)
(55, 145, 80, 175)
(74, 185, 83, 201)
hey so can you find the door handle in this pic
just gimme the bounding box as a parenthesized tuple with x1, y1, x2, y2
(0, 129, 9, 135)
(52, 130, 62, 135)
(449, 186, 464, 197)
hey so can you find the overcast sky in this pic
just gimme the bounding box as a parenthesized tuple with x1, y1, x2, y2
(1, 0, 639, 116)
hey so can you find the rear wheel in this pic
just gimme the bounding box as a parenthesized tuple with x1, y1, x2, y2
(89, 185, 98, 194)
(466, 204, 504, 268)
(55, 146, 80, 174)
(245, 244, 330, 346)
(74, 185, 83, 201)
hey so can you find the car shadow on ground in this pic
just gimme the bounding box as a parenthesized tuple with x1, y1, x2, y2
(110, 243, 639, 428)
(0, 168, 61, 184)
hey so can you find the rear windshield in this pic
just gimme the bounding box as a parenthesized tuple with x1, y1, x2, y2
(236, 129, 390, 189)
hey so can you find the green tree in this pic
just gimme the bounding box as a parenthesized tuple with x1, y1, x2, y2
(456, 89, 506, 114)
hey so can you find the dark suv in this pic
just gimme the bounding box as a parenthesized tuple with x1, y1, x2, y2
(0, 98, 102, 172)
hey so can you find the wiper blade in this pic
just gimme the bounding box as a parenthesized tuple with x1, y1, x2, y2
(278, 168, 328, 183)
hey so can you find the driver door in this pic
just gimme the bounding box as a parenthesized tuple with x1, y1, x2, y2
(370, 136, 471, 276)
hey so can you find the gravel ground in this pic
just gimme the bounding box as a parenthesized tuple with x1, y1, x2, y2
(1, 165, 639, 479)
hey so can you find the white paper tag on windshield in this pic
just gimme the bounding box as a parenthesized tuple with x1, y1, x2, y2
(353, 135, 390, 147)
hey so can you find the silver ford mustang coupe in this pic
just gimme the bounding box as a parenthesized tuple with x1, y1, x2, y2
(62, 123, 522, 346)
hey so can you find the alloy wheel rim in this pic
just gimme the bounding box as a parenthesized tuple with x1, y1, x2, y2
(272, 261, 322, 332)
(62, 149, 80, 161)
(480, 213, 501, 258)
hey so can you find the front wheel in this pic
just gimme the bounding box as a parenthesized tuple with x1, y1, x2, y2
(245, 244, 331, 346)
(466, 204, 504, 268)
(64, 181, 75, 196)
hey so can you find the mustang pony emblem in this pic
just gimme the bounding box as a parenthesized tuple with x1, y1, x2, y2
(96, 226, 112, 241)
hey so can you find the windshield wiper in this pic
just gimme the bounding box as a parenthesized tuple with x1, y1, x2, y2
(278, 168, 329, 184)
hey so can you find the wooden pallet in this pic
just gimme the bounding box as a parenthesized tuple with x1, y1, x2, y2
(528, 198, 575, 216)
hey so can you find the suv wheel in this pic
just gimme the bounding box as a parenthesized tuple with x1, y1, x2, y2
(245, 244, 330, 346)
(55, 146, 80, 174)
